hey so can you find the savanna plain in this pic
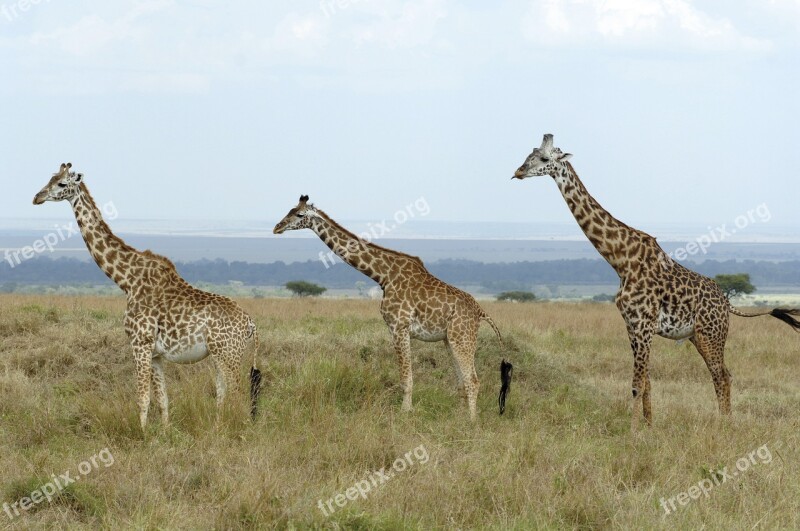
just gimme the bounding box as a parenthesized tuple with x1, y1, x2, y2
(1, 294, 798, 529)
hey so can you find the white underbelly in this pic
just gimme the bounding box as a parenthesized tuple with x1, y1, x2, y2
(657, 312, 695, 340)
(409, 321, 446, 342)
(155, 339, 209, 364)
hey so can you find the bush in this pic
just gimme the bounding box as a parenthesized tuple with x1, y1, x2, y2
(496, 291, 536, 303)
(714, 273, 755, 299)
(285, 280, 327, 297)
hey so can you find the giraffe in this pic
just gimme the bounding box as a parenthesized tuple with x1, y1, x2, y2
(273, 195, 512, 420)
(33, 163, 263, 430)
(513, 135, 800, 429)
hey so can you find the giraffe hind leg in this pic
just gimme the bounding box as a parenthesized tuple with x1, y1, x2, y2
(690, 332, 731, 415)
(151, 357, 169, 426)
(448, 334, 480, 422)
(445, 339, 467, 405)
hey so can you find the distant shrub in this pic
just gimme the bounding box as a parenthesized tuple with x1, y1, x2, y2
(592, 293, 615, 302)
(714, 273, 756, 299)
(496, 291, 536, 303)
(285, 280, 327, 297)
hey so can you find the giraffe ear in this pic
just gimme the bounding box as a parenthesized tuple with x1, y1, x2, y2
(558, 153, 572, 162)
(74, 173, 83, 183)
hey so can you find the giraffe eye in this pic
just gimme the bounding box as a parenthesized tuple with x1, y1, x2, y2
(57, 183, 67, 188)
(540, 157, 550, 163)
(297, 213, 305, 218)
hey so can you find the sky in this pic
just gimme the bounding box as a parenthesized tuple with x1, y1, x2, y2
(1, 0, 799, 235)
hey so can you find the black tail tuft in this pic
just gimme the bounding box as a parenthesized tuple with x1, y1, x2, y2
(249, 367, 263, 419)
(771, 308, 800, 331)
(499, 359, 513, 415)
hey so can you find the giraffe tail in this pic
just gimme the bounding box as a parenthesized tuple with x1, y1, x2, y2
(729, 305, 800, 331)
(482, 313, 512, 415)
(499, 359, 513, 415)
(248, 322, 263, 419)
(481, 314, 504, 348)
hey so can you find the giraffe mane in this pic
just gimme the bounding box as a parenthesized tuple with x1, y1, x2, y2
(564, 161, 654, 242)
(315, 209, 426, 268)
(79, 184, 178, 273)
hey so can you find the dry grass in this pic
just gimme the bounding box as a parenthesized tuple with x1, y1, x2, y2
(1, 294, 799, 530)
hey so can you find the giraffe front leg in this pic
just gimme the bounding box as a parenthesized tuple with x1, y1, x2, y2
(392, 328, 414, 413)
(132, 346, 154, 432)
(642, 369, 652, 425)
(151, 357, 169, 427)
(626, 323, 654, 432)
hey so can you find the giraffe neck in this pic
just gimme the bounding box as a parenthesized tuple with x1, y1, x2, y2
(553, 162, 636, 272)
(70, 184, 139, 293)
(310, 211, 398, 287)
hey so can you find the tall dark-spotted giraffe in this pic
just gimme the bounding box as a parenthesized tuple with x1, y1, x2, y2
(513, 135, 800, 430)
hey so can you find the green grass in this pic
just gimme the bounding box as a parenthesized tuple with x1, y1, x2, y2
(0, 294, 798, 529)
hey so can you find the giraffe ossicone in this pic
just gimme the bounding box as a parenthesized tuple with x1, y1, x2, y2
(33, 163, 263, 431)
(274, 194, 512, 420)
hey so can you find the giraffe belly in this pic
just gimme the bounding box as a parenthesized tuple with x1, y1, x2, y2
(409, 321, 446, 342)
(657, 312, 695, 340)
(154, 338, 209, 364)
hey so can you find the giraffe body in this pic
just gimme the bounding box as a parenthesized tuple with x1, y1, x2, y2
(514, 135, 800, 429)
(274, 195, 509, 420)
(34, 163, 262, 430)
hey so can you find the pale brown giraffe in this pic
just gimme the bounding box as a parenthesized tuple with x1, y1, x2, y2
(273, 195, 512, 420)
(33, 163, 262, 430)
(513, 135, 800, 430)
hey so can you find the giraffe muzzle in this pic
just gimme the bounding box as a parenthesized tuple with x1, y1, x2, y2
(33, 192, 47, 205)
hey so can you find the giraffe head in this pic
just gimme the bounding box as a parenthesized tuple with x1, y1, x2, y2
(33, 163, 84, 205)
(273, 195, 318, 234)
(512, 134, 572, 179)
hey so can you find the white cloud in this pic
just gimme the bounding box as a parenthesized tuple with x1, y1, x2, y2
(0, 0, 790, 97)
(352, 0, 448, 49)
(525, 0, 772, 52)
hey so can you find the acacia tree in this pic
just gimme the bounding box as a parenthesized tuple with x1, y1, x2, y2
(496, 291, 536, 302)
(714, 273, 755, 299)
(285, 280, 327, 297)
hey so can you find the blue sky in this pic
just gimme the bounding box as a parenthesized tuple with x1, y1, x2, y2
(1, 0, 798, 233)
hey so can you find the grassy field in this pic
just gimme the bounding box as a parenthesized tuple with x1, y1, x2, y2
(1, 294, 799, 529)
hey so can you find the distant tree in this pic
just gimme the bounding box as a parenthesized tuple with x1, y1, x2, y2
(285, 280, 327, 297)
(355, 281, 367, 298)
(0, 282, 18, 293)
(496, 291, 536, 303)
(714, 273, 756, 299)
(592, 293, 615, 302)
